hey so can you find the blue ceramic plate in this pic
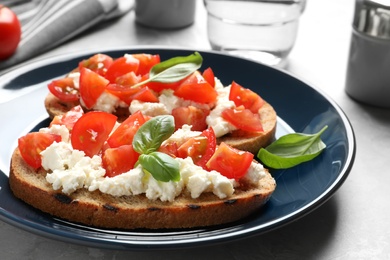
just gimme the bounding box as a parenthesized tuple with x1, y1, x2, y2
(0, 47, 355, 250)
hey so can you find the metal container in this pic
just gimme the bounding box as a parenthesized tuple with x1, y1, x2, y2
(135, 0, 196, 29)
(345, 0, 390, 108)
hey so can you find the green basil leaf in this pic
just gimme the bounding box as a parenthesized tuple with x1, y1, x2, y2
(139, 152, 180, 182)
(132, 115, 175, 154)
(131, 52, 202, 88)
(257, 125, 328, 169)
(150, 51, 203, 78)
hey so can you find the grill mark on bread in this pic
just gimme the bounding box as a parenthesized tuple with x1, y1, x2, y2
(187, 204, 201, 209)
(54, 193, 73, 204)
(148, 207, 161, 211)
(224, 199, 237, 205)
(103, 204, 119, 212)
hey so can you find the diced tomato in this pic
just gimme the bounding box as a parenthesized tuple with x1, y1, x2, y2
(48, 77, 79, 102)
(132, 53, 160, 75)
(222, 106, 263, 132)
(71, 111, 117, 157)
(115, 71, 141, 86)
(177, 136, 208, 161)
(202, 67, 215, 87)
(50, 105, 84, 131)
(107, 111, 146, 148)
(171, 106, 210, 131)
(106, 71, 141, 104)
(79, 67, 109, 109)
(78, 54, 113, 76)
(229, 81, 264, 113)
(18, 132, 61, 169)
(174, 71, 217, 104)
(158, 142, 179, 158)
(105, 84, 139, 105)
(196, 127, 216, 168)
(105, 56, 139, 83)
(206, 142, 253, 180)
(131, 86, 159, 103)
(177, 128, 216, 169)
(102, 145, 140, 177)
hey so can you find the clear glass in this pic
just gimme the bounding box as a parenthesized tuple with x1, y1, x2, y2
(204, 0, 306, 67)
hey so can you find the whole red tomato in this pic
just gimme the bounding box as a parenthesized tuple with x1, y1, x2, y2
(0, 5, 21, 60)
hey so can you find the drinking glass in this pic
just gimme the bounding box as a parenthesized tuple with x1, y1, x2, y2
(204, 0, 306, 67)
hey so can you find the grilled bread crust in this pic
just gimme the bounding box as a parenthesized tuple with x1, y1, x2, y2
(9, 148, 276, 229)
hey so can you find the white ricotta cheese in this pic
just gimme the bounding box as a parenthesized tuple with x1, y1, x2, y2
(240, 161, 267, 186)
(178, 157, 235, 199)
(144, 174, 184, 202)
(93, 91, 121, 113)
(42, 142, 106, 194)
(39, 124, 70, 143)
(129, 100, 169, 116)
(158, 89, 182, 114)
(89, 165, 146, 196)
(67, 72, 80, 89)
(206, 85, 237, 137)
(163, 124, 201, 144)
(124, 53, 140, 66)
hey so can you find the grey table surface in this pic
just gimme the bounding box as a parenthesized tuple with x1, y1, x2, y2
(1, 0, 390, 259)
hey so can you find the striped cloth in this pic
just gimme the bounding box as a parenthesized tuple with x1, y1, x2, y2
(0, 0, 133, 70)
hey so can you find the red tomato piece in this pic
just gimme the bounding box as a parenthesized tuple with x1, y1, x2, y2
(132, 53, 160, 75)
(0, 5, 21, 60)
(71, 111, 117, 157)
(175, 71, 217, 104)
(115, 71, 141, 86)
(229, 81, 264, 113)
(107, 111, 146, 148)
(50, 105, 84, 131)
(79, 67, 109, 109)
(105, 84, 139, 105)
(222, 106, 263, 132)
(158, 142, 179, 158)
(105, 71, 141, 104)
(197, 127, 216, 169)
(171, 106, 210, 131)
(177, 136, 208, 161)
(18, 132, 61, 169)
(48, 77, 79, 102)
(105, 56, 139, 83)
(202, 67, 215, 87)
(206, 142, 253, 180)
(102, 145, 140, 177)
(131, 86, 159, 102)
(78, 54, 113, 76)
(176, 128, 216, 169)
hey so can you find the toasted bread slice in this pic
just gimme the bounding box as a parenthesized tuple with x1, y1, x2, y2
(9, 148, 276, 229)
(44, 93, 277, 154)
(44, 93, 80, 119)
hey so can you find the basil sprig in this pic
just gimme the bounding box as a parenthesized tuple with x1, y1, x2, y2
(131, 52, 203, 88)
(257, 125, 328, 169)
(132, 115, 180, 182)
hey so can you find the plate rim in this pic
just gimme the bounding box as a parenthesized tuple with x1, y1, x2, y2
(0, 46, 356, 250)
